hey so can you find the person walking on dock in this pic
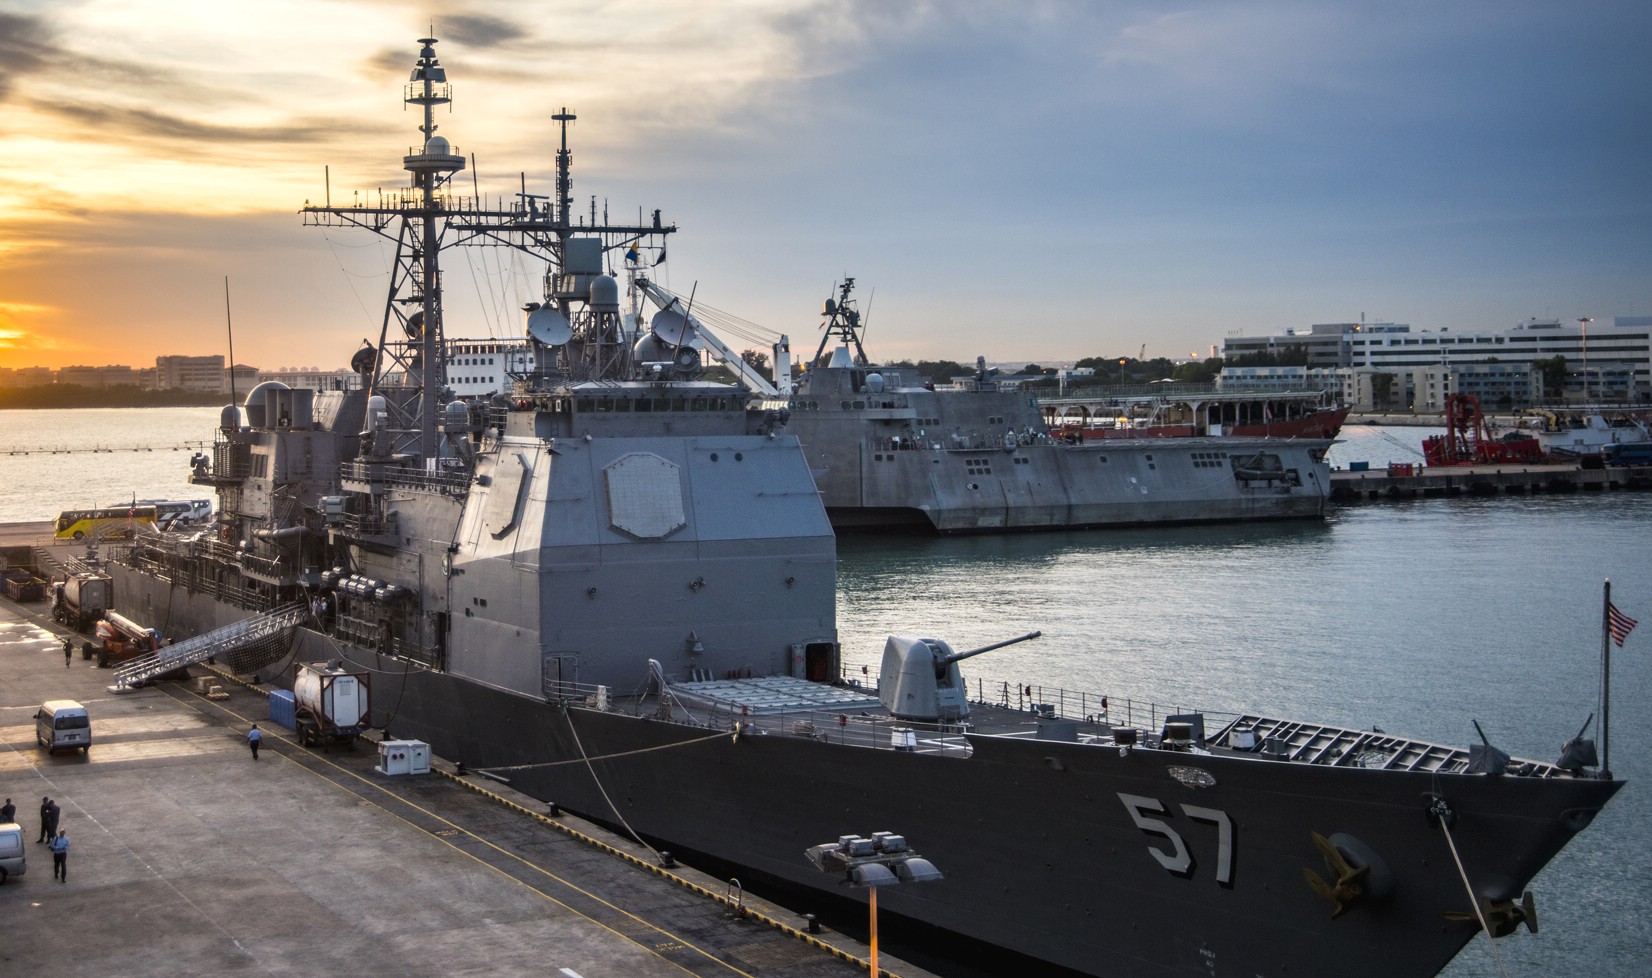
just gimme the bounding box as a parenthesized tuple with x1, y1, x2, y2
(1, 797, 14, 823)
(63, 636, 72, 667)
(37, 797, 52, 843)
(247, 724, 262, 760)
(49, 829, 69, 881)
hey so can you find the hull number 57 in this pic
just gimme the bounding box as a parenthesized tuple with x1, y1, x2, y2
(1118, 793, 1236, 886)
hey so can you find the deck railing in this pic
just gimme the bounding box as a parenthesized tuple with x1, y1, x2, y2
(339, 461, 473, 497)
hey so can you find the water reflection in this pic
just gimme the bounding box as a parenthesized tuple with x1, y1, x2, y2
(836, 491, 1652, 977)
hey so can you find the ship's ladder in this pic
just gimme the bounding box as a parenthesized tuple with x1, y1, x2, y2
(112, 602, 309, 689)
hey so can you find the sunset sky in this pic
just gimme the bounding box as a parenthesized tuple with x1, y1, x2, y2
(1, 0, 1648, 372)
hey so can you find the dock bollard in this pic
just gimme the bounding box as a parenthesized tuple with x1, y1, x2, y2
(659, 851, 676, 868)
(547, 802, 561, 817)
(806, 913, 820, 934)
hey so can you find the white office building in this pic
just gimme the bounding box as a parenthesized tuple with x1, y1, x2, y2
(443, 338, 535, 398)
(1220, 317, 1650, 411)
(259, 367, 362, 392)
(154, 355, 228, 392)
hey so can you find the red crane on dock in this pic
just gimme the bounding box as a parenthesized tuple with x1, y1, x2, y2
(1422, 393, 1544, 466)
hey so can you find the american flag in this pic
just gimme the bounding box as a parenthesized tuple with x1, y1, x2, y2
(1608, 601, 1638, 648)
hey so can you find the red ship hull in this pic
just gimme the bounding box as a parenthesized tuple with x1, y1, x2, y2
(1064, 407, 1349, 442)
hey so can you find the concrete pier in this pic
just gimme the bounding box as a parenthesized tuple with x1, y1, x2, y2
(0, 591, 937, 978)
(1329, 463, 1652, 503)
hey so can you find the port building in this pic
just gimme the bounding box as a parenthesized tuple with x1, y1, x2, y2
(1219, 317, 1652, 411)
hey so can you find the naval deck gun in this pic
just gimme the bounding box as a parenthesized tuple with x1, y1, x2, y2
(878, 631, 1041, 722)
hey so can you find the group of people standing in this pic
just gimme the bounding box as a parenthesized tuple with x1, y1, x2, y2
(39, 797, 69, 881)
(4, 796, 70, 882)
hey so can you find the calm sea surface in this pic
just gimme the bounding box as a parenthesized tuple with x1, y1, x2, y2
(0, 406, 214, 521)
(2, 408, 1646, 976)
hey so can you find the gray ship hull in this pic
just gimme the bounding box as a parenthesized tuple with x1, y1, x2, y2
(105, 569, 1619, 978)
(812, 436, 1329, 532)
(785, 355, 1330, 533)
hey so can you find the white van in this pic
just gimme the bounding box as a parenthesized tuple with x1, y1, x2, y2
(0, 821, 25, 883)
(36, 700, 91, 754)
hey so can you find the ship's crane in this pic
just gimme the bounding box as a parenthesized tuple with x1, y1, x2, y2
(631, 277, 784, 397)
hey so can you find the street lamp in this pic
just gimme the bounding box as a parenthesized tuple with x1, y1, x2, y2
(806, 832, 942, 978)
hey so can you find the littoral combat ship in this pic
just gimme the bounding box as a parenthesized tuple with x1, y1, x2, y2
(783, 281, 1333, 532)
(109, 38, 1621, 978)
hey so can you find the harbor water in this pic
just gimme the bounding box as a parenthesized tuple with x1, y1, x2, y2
(0, 406, 211, 519)
(2, 407, 1647, 977)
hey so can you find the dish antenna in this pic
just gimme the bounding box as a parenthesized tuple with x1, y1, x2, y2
(525, 304, 572, 346)
(650, 307, 694, 347)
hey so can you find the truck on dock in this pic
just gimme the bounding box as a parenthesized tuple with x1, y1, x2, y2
(1601, 442, 1652, 467)
(52, 561, 113, 633)
(93, 610, 159, 668)
(292, 662, 371, 749)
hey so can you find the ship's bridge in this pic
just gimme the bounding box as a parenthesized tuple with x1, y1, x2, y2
(513, 383, 757, 439)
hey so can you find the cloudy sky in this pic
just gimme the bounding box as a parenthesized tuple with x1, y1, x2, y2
(1, 0, 1648, 372)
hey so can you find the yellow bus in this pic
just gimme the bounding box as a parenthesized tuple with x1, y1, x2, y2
(54, 505, 159, 541)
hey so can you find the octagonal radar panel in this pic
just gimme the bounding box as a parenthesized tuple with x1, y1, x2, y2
(650, 308, 693, 348)
(526, 306, 572, 346)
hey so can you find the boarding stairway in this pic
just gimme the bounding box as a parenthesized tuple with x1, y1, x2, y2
(112, 602, 310, 688)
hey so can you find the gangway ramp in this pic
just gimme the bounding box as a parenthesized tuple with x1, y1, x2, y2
(112, 602, 309, 689)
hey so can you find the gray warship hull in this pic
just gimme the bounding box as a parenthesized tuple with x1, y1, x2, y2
(305, 651, 1623, 978)
(784, 288, 1331, 534)
(98, 566, 1629, 978)
(803, 431, 1330, 532)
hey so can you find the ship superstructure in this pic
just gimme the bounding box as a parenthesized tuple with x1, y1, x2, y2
(124, 35, 836, 699)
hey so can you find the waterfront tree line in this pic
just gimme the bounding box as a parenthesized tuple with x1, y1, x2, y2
(753, 344, 1315, 389)
(0, 384, 229, 409)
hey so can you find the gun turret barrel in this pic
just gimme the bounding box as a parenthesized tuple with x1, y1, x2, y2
(938, 630, 1042, 666)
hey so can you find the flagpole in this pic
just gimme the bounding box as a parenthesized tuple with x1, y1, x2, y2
(1601, 579, 1612, 777)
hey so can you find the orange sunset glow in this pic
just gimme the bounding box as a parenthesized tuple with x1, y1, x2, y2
(1, 2, 1647, 375)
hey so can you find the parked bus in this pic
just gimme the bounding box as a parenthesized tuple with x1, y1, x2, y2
(53, 505, 159, 541)
(137, 498, 212, 529)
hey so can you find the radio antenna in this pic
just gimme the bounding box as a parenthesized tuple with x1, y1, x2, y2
(224, 276, 238, 406)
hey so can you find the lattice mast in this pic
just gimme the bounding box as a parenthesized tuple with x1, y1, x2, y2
(304, 36, 682, 428)
(301, 37, 467, 459)
(455, 108, 679, 385)
(810, 278, 870, 367)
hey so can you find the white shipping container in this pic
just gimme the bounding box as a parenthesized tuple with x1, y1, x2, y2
(294, 664, 369, 729)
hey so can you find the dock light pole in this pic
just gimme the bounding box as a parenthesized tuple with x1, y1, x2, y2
(1579, 317, 1593, 402)
(806, 833, 942, 978)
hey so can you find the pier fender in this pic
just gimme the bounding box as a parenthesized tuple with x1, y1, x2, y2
(1302, 831, 1393, 918)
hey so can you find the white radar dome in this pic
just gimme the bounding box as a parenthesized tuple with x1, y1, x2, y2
(426, 135, 451, 155)
(589, 275, 619, 309)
